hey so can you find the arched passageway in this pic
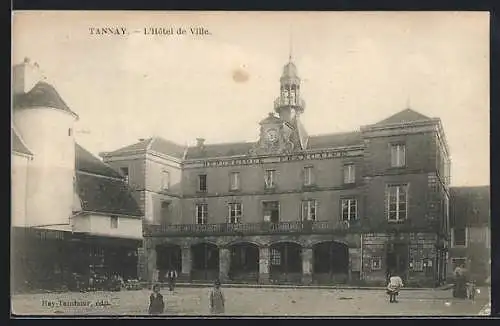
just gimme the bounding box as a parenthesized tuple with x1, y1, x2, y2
(191, 243, 219, 281)
(313, 241, 349, 284)
(229, 242, 259, 283)
(269, 242, 302, 284)
(156, 244, 181, 282)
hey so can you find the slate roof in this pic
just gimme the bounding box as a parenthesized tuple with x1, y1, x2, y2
(450, 186, 490, 227)
(75, 172, 142, 217)
(103, 137, 186, 159)
(76, 143, 122, 178)
(149, 137, 187, 158)
(75, 143, 142, 217)
(12, 128, 33, 156)
(307, 131, 362, 149)
(185, 141, 256, 159)
(373, 108, 432, 126)
(13, 81, 78, 118)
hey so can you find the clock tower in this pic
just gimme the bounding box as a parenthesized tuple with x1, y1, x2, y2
(251, 55, 309, 155)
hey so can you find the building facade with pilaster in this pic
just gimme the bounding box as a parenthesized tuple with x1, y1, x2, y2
(102, 58, 452, 287)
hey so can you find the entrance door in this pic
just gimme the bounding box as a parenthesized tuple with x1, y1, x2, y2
(386, 243, 408, 280)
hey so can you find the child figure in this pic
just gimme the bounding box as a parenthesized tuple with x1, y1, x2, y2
(386, 272, 404, 303)
(209, 279, 225, 315)
(148, 284, 165, 315)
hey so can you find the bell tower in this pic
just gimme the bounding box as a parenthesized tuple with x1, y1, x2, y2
(274, 53, 305, 123)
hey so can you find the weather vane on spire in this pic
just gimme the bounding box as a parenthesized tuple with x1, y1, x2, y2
(406, 96, 411, 109)
(289, 27, 294, 62)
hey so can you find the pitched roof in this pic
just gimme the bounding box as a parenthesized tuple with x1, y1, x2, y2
(307, 131, 362, 149)
(149, 137, 186, 159)
(373, 108, 432, 126)
(11, 128, 33, 156)
(450, 186, 490, 227)
(13, 81, 78, 118)
(103, 137, 186, 159)
(76, 143, 122, 178)
(185, 141, 255, 159)
(75, 172, 142, 217)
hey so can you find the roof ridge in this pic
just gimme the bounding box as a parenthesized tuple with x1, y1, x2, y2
(308, 130, 360, 137)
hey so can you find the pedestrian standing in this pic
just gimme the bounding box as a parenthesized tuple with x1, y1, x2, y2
(209, 279, 225, 315)
(148, 284, 165, 315)
(169, 270, 178, 292)
(386, 272, 404, 303)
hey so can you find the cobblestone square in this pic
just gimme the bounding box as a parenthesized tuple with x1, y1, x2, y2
(11, 287, 490, 317)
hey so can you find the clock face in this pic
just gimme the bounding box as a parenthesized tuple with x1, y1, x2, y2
(266, 129, 279, 142)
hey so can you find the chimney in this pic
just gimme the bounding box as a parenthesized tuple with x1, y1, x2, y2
(12, 57, 46, 95)
(196, 138, 205, 148)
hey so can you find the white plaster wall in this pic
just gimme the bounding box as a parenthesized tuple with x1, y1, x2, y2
(11, 153, 30, 227)
(84, 214, 142, 239)
(14, 108, 76, 226)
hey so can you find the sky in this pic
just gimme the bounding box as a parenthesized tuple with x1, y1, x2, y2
(12, 11, 489, 187)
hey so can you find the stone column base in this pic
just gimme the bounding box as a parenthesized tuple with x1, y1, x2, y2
(259, 273, 270, 284)
(302, 273, 313, 285)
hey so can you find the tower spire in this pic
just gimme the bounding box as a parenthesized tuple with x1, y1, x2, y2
(288, 28, 293, 62)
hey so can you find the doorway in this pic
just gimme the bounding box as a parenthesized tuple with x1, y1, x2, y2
(386, 242, 408, 281)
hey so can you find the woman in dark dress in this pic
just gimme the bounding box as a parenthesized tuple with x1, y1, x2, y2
(148, 284, 165, 315)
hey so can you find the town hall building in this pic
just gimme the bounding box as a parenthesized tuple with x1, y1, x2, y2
(101, 57, 452, 287)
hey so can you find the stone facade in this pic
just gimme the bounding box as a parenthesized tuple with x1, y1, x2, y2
(104, 59, 452, 287)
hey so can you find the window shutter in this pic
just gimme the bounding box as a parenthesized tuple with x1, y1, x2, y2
(301, 201, 307, 221)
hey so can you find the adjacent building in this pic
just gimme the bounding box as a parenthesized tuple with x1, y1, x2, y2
(102, 58, 452, 287)
(448, 186, 490, 285)
(11, 58, 143, 292)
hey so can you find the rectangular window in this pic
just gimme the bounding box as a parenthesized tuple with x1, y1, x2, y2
(228, 203, 242, 224)
(301, 200, 317, 221)
(452, 227, 467, 247)
(198, 174, 207, 192)
(343, 164, 355, 184)
(387, 184, 408, 222)
(391, 143, 406, 167)
(270, 248, 281, 266)
(341, 198, 357, 221)
(371, 257, 382, 270)
(161, 170, 170, 190)
(120, 167, 129, 184)
(110, 216, 118, 229)
(230, 172, 240, 191)
(263, 201, 280, 223)
(303, 166, 313, 186)
(160, 201, 170, 224)
(264, 169, 276, 189)
(195, 203, 208, 224)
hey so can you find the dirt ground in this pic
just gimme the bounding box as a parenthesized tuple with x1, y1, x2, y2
(11, 286, 490, 316)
